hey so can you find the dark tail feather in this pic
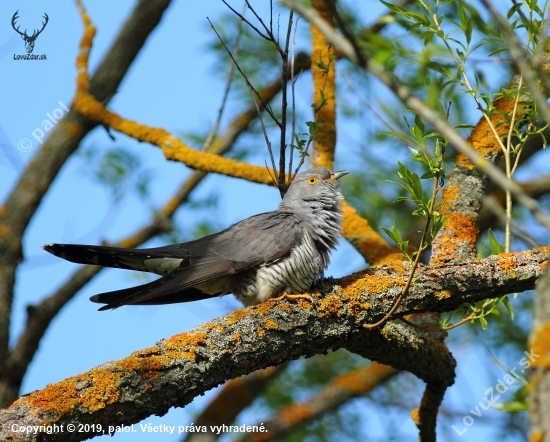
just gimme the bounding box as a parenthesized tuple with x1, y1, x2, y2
(43, 243, 149, 271)
(90, 280, 214, 311)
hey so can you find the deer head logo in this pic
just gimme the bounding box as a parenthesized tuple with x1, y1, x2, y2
(11, 11, 49, 54)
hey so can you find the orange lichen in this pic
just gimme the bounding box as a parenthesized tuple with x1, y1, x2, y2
(74, 0, 95, 91)
(338, 271, 400, 316)
(496, 253, 518, 279)
(163, 331, 208, 361)
(530, 430, 544, 442)
(201, 323, 224, 333)
(225, 309, 249, 327)
(72, 91, 272, 185)
(0, 225, 9, 236)
(332, 363, 396, 394)
(434, 290, 451, 300)
(232, 333, 242, 342)
(341, 202, 400, 265)
(317, 293, 343, 318)
(383, 259, 407, 273)
(0, 206, 6, 216)
(340, 271, 401, 297)
(431, 213, 478, 264)
(257, 327, 266, 337)
(250, 301, 276, 315)
(279, 403, 312, 425)
(117, 346, 164, 378)
(21, 368, 120, 418)
(263, 319, 279, 330)
(530, 322, 550, 368)
(410, 407, 421, 426)
(457, 88, 521, 170)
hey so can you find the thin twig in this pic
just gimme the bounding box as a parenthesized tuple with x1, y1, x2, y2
(207, 17, 282, 126)
(246, 79, 278, 184)
(363, 175, 440, 329)
(221, 0, 271, 41)
(202, 2, 247, 150)
(278, 11, 294, 193)
(289, 17, 300, 185)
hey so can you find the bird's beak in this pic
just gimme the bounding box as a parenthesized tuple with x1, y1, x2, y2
(330, 170, 349, 181)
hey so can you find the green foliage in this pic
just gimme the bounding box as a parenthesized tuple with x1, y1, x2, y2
(495, 385, 529, 413)
(381, 111, 448, 261)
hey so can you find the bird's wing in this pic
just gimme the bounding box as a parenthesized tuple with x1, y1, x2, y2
(110, 211, 303, 306)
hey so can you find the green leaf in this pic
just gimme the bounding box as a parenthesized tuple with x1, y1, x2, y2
(487, 229, 505, 255)
(501, 296, 515, 320)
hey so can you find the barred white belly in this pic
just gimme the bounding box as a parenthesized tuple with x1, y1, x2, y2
(234, 230, 327, 306)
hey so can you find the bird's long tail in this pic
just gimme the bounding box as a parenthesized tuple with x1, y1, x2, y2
(90, 281, 212, 311)
(42, 243, 182, 274)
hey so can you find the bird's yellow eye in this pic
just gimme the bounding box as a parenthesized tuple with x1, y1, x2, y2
(307, 176, 319, 185)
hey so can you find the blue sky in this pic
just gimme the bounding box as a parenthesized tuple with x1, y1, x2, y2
(0, 0, 539, 441)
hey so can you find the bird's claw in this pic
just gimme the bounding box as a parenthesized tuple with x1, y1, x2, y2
(269, 293, 314, 304)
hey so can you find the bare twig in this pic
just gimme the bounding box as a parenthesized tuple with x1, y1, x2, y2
(479, 0, 550, 124)
(202, 2, 247, 150)
(207, 18, 281, 126)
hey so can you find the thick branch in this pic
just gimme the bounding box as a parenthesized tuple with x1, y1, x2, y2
(529, 266, 550, 439)
(0, 247, 546, 441)
(310, 0, 337, 170)
(431, 75, 524, 264)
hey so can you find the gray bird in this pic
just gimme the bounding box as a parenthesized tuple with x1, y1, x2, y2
(43, 166, 348, 310)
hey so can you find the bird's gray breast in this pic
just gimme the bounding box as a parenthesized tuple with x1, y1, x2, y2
(232, 228, 327, 306)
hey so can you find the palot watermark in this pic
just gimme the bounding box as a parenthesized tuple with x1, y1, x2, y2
(451, 349, 539, 436)
(18, 101, 70, 152)
(9, 422, 268, 436)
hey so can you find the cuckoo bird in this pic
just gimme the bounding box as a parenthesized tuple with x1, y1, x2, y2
(43, 166, 348, 309)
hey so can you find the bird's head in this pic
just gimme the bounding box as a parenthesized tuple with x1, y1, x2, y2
(280, 166, 348, 210)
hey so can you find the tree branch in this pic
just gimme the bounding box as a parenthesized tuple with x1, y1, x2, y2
(1, 247, 547, 441)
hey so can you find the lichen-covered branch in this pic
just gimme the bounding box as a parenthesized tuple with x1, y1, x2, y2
(72, 0, 273, 186)
(341, 202, 400, 264)
(310, 0, 337, 170)
(1, 247, 547, 441)
(529, 267, 550, 440)
(431, 75, 524, 264)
